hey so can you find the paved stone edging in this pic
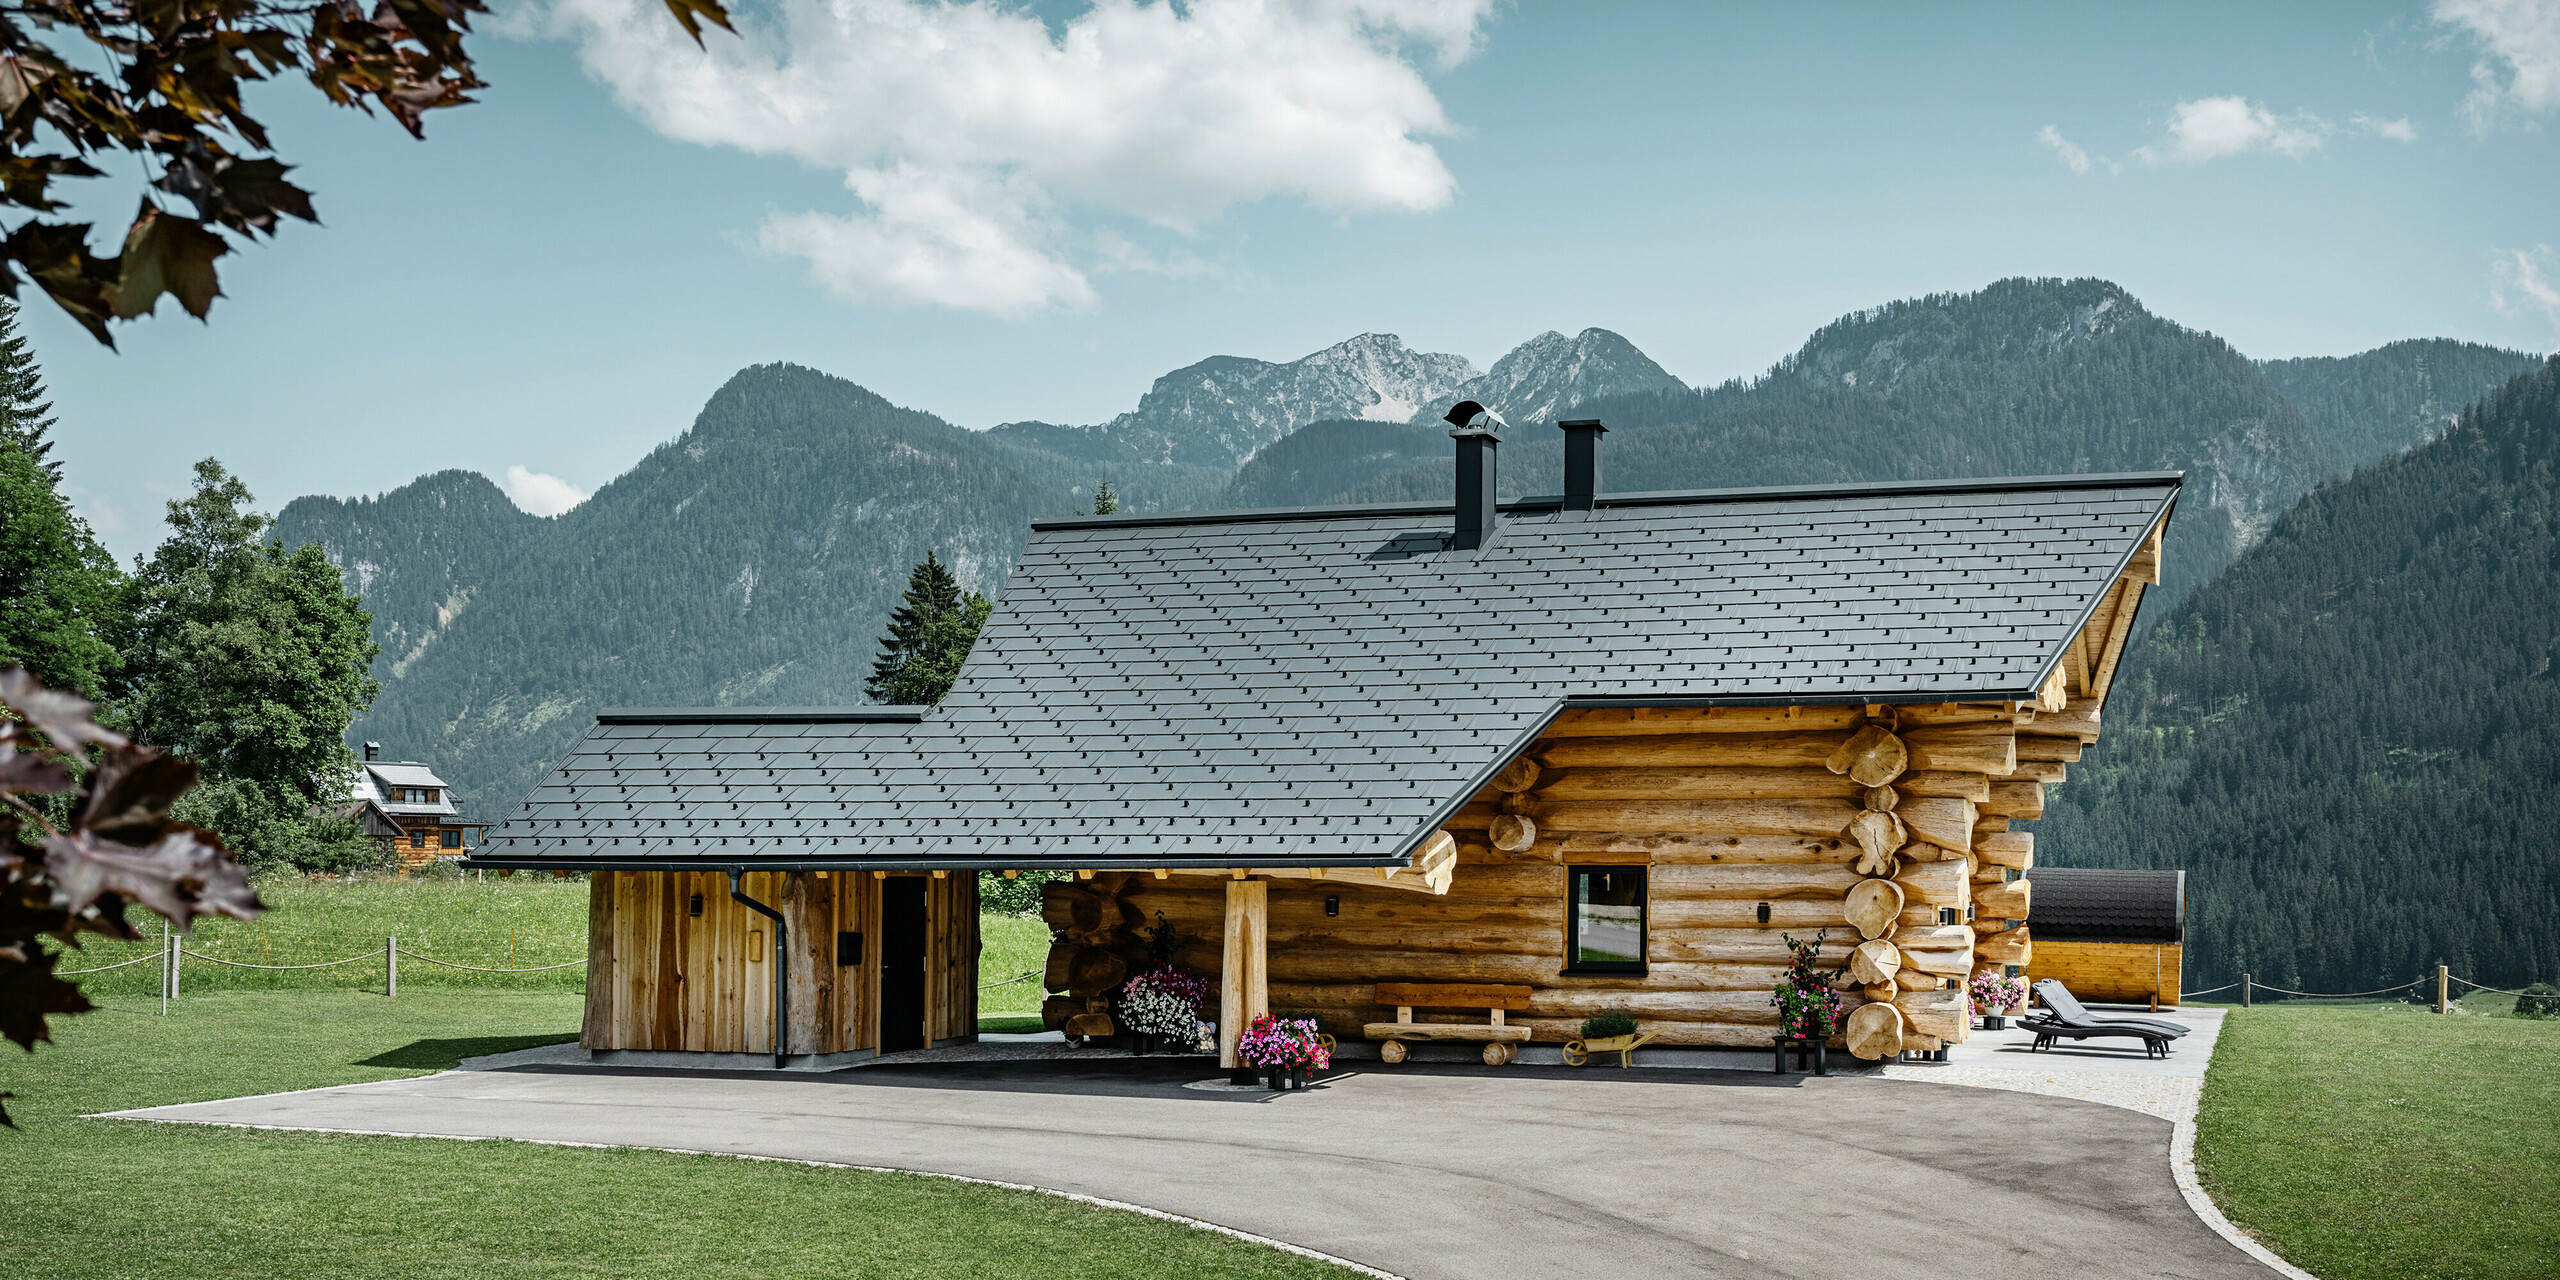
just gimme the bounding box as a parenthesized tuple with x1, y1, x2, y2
(1879, 1062, 2314, 1280)
(87, 1112, 1406, 1280)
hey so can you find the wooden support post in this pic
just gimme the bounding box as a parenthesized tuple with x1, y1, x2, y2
(1219, 879, 1269, 1073)
(2242, 973, 2251, 1008)
(160, 920, 171, 1012)
(386, 935, 398, 997)
(2436, 964, 2449, 1014)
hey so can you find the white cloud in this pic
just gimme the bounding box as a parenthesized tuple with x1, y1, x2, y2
(535, 0, 1493, 318)
(2492, 244, 2560, 329)
(2036, 124, 2093, 173)
(2435, 0, 2560, 133)
(2134, 96, 2331, 164)
(2351, 112, 2421, 141)
(499, 466, 590, 517)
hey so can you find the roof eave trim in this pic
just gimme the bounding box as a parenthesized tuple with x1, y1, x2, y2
(462, 854, 1414, 873)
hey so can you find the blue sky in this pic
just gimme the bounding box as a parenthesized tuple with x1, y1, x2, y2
(29, 0, 2560, 559)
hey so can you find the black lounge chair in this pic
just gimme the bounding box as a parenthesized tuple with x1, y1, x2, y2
(2019, 980, 2192, 1058)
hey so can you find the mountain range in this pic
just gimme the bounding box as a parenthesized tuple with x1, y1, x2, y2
(274, 279, 2542, 846)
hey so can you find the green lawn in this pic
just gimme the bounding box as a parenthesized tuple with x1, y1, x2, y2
(2197, 1000, 2560, 1280)
(0, 989, 1343, 1279)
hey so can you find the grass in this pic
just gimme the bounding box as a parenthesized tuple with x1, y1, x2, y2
(0, 989, 1348, 1279)
(978, 913, 1050, 1014)
(2196, 1000, 2560, 1280)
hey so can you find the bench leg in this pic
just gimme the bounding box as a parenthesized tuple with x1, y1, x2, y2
(1379, 1041, 1407, 1065)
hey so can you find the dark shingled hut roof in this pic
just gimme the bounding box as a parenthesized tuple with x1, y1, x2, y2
(471, 472, 2179, 872)
(2028, 867, 2186, 944)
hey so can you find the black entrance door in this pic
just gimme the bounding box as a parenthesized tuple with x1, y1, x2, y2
(878, 878, 928, 1053)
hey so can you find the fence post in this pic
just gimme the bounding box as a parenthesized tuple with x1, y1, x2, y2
(2241, 973, 2251, 1008)
(160, 920, 171, 1014)
(387, 935, 397, 997)
(2436, 964, 2449, 1014)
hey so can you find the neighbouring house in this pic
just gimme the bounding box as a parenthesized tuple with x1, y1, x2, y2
(2019, 867, 2186, 1009)
(469, 410, 2176, 1068)
(351, 743, 492, 868)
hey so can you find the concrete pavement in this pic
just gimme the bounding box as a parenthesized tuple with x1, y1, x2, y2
(106, 1056, 2270, 1279)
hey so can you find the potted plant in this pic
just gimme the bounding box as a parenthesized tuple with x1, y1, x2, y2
(1563, 1008, 1655, 1066)
(1969, 972, 2028, 1029)
(1770, 929, 1844, 1041)
(1117, 965, 1211, 1055)
(1237, 1014, 1330, 1089)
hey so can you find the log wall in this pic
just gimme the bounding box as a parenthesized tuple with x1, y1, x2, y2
(1042, 695, 2110, 1057)
(580, 870, 980, 1054)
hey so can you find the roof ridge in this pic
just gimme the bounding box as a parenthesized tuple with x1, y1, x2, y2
(1032, 470, 2183, 531)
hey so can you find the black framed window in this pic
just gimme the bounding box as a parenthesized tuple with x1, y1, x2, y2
(441, 829, 462, 849)
(1565, 866, 1647, 974)
(409, 829, 426, 849)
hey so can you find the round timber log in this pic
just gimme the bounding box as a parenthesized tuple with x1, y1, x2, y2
(1848, 939, 1902, 985)
(1845, 1002, 1904, 1060)
(1488, 813, 1539, 853)
(1067, 947, 1128, 998)
(1493, 757, 1543, 792)
(1844, 878, 1906, 940)
(1826, 725, 1909, 787)
(1846, 809, 1904, 877)
(1379, 1041, 1409, 1064)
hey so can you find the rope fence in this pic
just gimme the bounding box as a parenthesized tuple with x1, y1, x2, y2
(392, 949, 588, 974)
(2243, 979, 2423, 999)
(54, 952, 169, 975)
(979, 970, 1038, 990)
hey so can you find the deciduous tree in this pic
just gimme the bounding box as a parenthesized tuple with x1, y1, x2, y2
(0, 446, 122, 697)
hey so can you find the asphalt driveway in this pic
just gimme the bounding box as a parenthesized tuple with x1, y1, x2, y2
(107, 1058, 2268, 1280)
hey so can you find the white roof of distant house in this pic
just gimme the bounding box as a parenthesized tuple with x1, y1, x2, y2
(352, 761, 464, 820)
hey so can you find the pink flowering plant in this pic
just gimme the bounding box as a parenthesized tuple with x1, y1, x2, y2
(1969, 972, 2028, 1017)
(1237, 1014, 1330, 1070)
(1770, 929, 1844, 1040)
(1117, 965, 1212, 1039)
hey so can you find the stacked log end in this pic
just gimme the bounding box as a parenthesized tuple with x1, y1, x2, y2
(1039, 873, 1150, 1035)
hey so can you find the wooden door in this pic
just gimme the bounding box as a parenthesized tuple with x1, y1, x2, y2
(878, 877, 929, 1052)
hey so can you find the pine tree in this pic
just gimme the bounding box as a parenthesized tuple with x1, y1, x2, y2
(1091, 480, 1118, 515)
(0, 300, 59, 480)
(865, 550, 991, 705)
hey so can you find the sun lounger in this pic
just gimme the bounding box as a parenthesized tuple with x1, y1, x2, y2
(2021, 979, 2191, 1058)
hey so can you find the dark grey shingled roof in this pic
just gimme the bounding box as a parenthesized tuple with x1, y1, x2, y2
(471, 472, 2178, 872)
(2028, 868, 2186, 943)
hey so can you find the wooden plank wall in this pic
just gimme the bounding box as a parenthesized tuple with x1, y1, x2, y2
(580, 870, 880, 1054)
(927, 873, 982, 1044)
(2024, 940, 2183, 1007)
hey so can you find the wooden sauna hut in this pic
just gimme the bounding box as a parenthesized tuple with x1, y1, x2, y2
(469, 409, 2178, 1067)
(2019, 867, 2186, 1008)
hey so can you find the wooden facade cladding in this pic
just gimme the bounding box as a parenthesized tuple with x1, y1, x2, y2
(581, 870, 979, 1056)
(2023, 940, 2183, 1008)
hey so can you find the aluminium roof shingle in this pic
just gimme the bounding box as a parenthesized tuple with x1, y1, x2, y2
(474, 472, 2178, 871)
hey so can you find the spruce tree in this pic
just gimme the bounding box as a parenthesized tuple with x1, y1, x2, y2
(866, 550, 991, 705)
(0, 300, 59, 480)
(1091, 480, 1118, 515)
(0, 445, 124, 696)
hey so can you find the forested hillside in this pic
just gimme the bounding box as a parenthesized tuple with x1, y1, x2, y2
(2040, 357, 2560, 993)
(283, 365, 1064, 813)
(2261, 338, 2542, 464)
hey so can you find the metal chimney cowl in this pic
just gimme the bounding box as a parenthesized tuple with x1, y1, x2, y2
(1442, 399, 1504, 550)
(1560, 418, 1608, 512)
(363, 741, 381, 763)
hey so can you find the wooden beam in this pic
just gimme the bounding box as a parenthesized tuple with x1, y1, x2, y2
(1218, 879, 1269, 1070)
(2091, 578, 2148, 703)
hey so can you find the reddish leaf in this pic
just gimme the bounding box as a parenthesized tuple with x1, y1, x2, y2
(76, 748, 200, 842)
(41, 827, 262, 932)
(0, 745, 73, 795)
(0, 945, 93, 1057)
(109, 205, 228, 320)
(0, 667, 125, 752)
(659, 0, 735, 45)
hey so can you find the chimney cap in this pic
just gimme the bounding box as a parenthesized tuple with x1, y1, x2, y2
(1442, 400, 1507, 435)
(1558, 418, 1609, 432)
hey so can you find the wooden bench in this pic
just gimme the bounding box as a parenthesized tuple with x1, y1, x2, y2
(1363, 982, 1533, 1065)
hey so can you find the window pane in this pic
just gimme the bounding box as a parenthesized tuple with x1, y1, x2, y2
(1574, 869, 1644, 965)
(409, 830, 426, 848)
(441, 830, 461, 849)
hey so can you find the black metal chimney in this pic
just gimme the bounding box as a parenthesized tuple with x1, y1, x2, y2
(1442, 400, 1504, 550)
(363, 741, 380, 763)
(1559, 418, 1608, 512)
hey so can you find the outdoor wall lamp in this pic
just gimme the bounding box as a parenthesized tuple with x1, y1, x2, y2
(1756, 902, 1770, 924)
(1325, 896, 1340, 917)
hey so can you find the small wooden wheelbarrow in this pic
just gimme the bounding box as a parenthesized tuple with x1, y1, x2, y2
(1561, 1029, 1659, 1067)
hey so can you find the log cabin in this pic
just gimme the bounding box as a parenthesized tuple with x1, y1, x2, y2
(349, 744, 492, 869)
(468, 409, 2178, 1068)
(2019, 867, 2186, 1009)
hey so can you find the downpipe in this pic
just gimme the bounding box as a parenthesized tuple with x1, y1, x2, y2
(728, 869, 787, 1069)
